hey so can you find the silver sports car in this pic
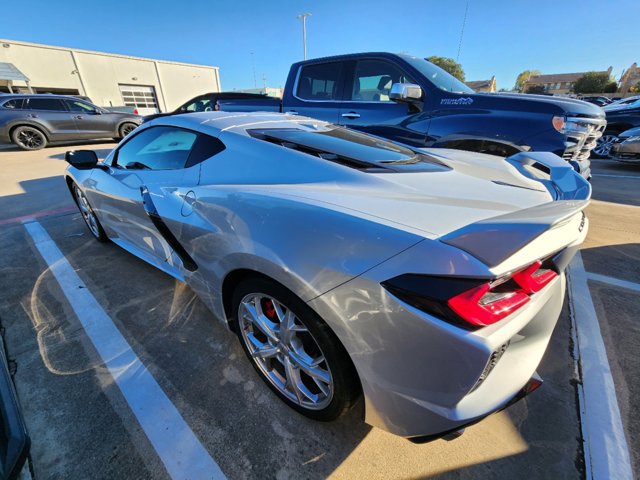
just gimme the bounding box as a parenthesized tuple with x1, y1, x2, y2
(64, 112, 590, 441)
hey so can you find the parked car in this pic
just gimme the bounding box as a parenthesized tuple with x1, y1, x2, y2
(604, 95, 640, 112)
(142, 92, 280, 124)
(593, 98, 640, 157)
(64, 111, 591, 441)
(580, 96, 612, 107)
(0, 94, 141, 150)
(610, 127, 640, 163)
(0, 338, 29, 479)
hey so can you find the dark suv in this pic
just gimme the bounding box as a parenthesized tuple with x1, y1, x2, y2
(0, 94, 141, 150)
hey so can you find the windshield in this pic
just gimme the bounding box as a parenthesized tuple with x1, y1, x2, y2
(399, 54, 474, 94)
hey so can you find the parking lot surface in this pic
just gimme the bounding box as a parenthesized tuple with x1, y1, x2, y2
(0, 144, 637, 479)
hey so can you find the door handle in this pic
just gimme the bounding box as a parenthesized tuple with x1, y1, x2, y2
(286, 110, 299, 115)
(28, 113, 38, 118)
(74, 115, 83, 119)
(341, 112, 360, 119)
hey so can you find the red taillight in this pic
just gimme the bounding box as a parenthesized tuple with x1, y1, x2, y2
(448, 282, 530, 327)
(447, 260, 558, 328)
(512, 260, 558, 293)
(133, 108, 139, 115)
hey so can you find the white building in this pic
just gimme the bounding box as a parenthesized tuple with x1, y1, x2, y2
(0, 39, 221, 114)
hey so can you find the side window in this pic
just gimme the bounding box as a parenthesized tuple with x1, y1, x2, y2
(185, 134, 225, 167)
(65, 100, 98, 113)
(25, 98, 66, 111)
(1, 99, 24, 109)
(116, 126, 198, 170)
(349, 60, 415, 102)
(296, 62, 343, 101)
(184, 98, 215, 112)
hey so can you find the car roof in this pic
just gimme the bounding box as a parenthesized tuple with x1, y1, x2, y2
(146, 111, 327, 137)
(0, 93, 84, 100)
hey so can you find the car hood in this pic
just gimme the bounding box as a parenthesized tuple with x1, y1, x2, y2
(243, 149, 557, 238)
(474, 92, 605, 118)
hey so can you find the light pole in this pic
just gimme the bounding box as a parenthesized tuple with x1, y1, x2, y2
(297, 13, 312, 60)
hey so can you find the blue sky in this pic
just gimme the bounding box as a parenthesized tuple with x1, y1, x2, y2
(4, 0, 639, 91)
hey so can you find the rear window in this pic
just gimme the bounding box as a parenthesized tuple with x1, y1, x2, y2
(26, 97, 66, 111)
(296, 62, 343, 101)
(248, 127, 449, 173)
(1, 99, 24, 109)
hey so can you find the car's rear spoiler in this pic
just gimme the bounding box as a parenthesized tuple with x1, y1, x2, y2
(441, 152, 591, 268)
(505, 151, 591, 201)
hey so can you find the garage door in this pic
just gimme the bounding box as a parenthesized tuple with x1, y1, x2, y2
(119, 85, 160, 115)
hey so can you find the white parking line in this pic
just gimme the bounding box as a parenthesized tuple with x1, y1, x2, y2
(23, 220, 226, 480)
(591, 174, 640, 179)
(586, 272, 640, 293)
(567, 252, 633, 480)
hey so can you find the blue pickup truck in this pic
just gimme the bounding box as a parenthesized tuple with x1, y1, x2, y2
(151, 52, 607, 177)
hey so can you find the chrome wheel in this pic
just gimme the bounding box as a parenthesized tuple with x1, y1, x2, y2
(120, 123, 137, 137)
(16, 128, 45, 149)
(74, 186, 101, 238)
(238, 293, 333, 410)
(593, 134, 619, 157)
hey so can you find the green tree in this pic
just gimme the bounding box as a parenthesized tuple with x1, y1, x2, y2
(526, 84, 546, 94)
(573, 72, 615, 94)
(629, 81, 640, 93)
(603, 81, 618, 93)
(514, 70, 541, 92)
(426, 56, 465, 81)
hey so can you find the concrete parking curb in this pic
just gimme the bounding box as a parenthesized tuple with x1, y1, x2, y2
(568, 252, 633, 480)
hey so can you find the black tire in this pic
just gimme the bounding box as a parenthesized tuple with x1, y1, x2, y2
(118, 122, 138, 139)
(231, 277, 360, 421)
(72, 183, 109, 242)
(11, 125, 48, 151)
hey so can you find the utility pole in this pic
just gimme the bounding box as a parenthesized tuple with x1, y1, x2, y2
(297, 13, 312, 60)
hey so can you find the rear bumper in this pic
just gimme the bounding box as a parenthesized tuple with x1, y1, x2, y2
(0, 337, 29, 479)
(407, 373, 543, 443)
(309, 247, 568, 438)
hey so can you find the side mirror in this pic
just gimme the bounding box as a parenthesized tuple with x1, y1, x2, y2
(65, 150, 99, 170)
(389, 83, 423, 102)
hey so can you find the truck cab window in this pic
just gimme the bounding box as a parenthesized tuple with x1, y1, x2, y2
(350, 60, 415, 102)
(296, 62, 343, 101)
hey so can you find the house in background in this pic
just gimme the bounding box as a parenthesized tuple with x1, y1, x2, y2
(522, 67, 613, 94)
(619, 63, 640, 94)
(465, 76, 496, 92)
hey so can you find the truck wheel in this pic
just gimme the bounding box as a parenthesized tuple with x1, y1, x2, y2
(11, 126, 48, 150)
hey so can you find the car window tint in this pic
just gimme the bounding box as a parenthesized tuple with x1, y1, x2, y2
(116, 126, 198, 170)
(185, 134, 226, 167)
(26, 98, 66, 111)
(2, 99, 24, 109)
(349, 60, 415, 102)
(185, 98, 214, 112)
(297, 62, 342, 101)
(65, 100, 98, 113)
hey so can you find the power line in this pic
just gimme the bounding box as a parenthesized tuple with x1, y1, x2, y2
(456, 0, 469, 62)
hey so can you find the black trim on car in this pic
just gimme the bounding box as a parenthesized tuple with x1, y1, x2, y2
(140, 186, 198, 272)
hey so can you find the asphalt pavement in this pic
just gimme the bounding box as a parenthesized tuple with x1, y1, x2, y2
(0, 143, 637, 479)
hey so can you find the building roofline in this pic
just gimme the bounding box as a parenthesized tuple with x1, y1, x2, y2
(0, 38, 218, 71)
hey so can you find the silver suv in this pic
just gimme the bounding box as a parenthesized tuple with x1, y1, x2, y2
(0, 94, 141, 150)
